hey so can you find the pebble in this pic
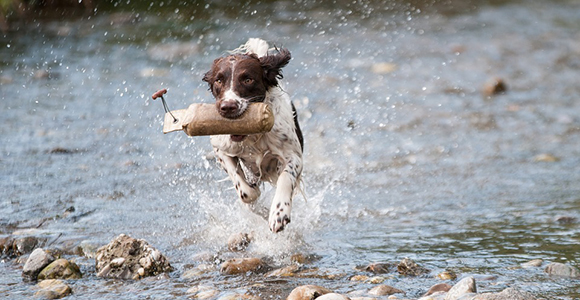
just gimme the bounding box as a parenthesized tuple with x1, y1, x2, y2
(367, 276, 386, 284)
(521, 259, 543, 268)
(227, 232, 253, 252)
(350, 275, 369, 282)
(38, 258, 82, 280)
(316, 293, 351, 300)
(34, 279, 72, 299)
(220, 257, 265, 275)
(424, 283, 452, 296)
(22, 248, 55, 281)
(444, 276, 477, 300)
(217, 293, 262, 300)
(472, 287, 537, 300)
(287, 285, 332, 300)
(533, 153, 560, 162)
(397, 258, 430, 276)
(544, 262, 580, 278)
(436, 271, 457, 280)
(264, 264, 299, 277)
(482, 77, 507, 97)
(364, 262, 394, 274)
(368, 285, 404, 296)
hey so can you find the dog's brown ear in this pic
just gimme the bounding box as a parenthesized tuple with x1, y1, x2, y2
(202, 57, 223, 84)
(260, 48, 291, 88)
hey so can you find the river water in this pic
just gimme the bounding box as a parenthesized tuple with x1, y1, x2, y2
(1, 0, 580, 299)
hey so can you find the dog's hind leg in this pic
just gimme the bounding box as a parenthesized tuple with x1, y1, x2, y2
(214, 150, 261, 204)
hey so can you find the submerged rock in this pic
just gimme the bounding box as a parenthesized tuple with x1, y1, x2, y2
(436, 271, 457, 280)
(95, 234, 173, 280)
(397, 258, 430, 276)
(368, 285, 404, 296)
(34, 279, 72, 299)
(287, 285, 332, 300)
(220, 257, 265, 275)
(544, 262, 580, 278)
(424, 283, 452, 296)
(482, 77, 507, 97)
(472, 287, 537, 300)
(23, 248, 55, 281)
(316, 293, 351, 300)
(264, 264, 300, 277)
(521, 259, 543, 268)
(364, 262, 395, 274)
(38, 258, 82, 280)
(444, 276, 477, 300)
(218, 294, 262, 300)
(227, 232, 253, 252)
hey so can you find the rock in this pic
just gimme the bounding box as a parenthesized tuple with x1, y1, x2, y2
(227, 232, 253, 252)
(367, 276, 386, 284)
(290, 253, 319, 264)
(437, 271, 457, 280)
(95, 234, 173, 280)
(444, 276, 477, 300)
(14, 236, 42, 256)
(368, 285, 404, 296)
(371, 63, 397, 74)
(472, 287, 537, 300)
(365, 262, 394, 274)
(555, 216, 576, 224)
(34, 279, 72, 299)
(76, 240, 101, 258)
(316, 293, 351, 300)
(533, 153, 560, 162)
(38, 258, 82, 280)
(424, 283, 452, 296)
(218, 294, 262, 300)
(544, 262, 580, 278)
(521, 259, 543, 268)
(220, 257, 265, 275)
(0, 236, 15, 257)
(264, 264, 300, 277)
(482, 77, 507, 97)
(350, 275, 369, 282)
(182, 264, 215, 279)
(287, 285, 332, 300)
(23, 248, 55, 281)
(397, 258, 430, 276)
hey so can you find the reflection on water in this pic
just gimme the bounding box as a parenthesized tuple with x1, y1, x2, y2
(1, 0, 580, 299)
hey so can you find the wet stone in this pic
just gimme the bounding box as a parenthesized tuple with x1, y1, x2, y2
(521, 259, 543, 268)
(364, 262, 395, 274)
(14, 236, 43, 256)
(264, 264, 299, 277)
(316, 293, 351, 300)
(23, 248, 55, 282)
(220, 257, 265, 275)
(34, 279, 72, 299)
(472, 287, 537, 300)
(0, 235, 15, 257)
(227, 232, 253, 252)
(444, 276, 477, 300)
(482, 77, 507, 97)
(436, 271, 457, 280)
(38, 258, 82, 280)
(287, 285, 332, 300)
(368, 285, 404, 296)
(217, 293, 262, 300)
(544, 262, 580, 278)
(95, 234, 173, 280)
(397, 258, 430, 276)
(182, 264, 215, 279)
(424, 283, 452, 296)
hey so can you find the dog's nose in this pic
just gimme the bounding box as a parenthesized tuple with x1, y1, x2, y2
(220, 100, 238, 116)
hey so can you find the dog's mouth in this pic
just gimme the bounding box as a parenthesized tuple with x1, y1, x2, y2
(230, 135, 247, 142)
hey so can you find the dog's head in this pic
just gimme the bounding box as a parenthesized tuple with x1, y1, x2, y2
(202, 48, 291, 119)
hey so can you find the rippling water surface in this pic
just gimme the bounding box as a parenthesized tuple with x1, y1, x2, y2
(1, 0, 580, 299)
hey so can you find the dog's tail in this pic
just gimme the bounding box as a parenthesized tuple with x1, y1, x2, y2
(230, 38, 270, 58)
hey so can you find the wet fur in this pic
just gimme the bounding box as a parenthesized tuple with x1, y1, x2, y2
(203, 40, 303, 233)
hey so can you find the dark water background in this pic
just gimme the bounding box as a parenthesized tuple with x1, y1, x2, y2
(1, 0, 580, 298)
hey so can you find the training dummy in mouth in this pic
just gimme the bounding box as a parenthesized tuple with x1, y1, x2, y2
(152, 89, 275, 136)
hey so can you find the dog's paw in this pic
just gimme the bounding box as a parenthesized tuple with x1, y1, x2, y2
(269, 211, 291, 233)
(269, 200, 291, 233)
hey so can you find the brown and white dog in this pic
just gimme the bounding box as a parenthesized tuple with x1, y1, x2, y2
(202, 39, 303, 233)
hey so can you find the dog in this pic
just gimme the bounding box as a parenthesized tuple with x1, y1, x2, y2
(202, 39, 303, 233)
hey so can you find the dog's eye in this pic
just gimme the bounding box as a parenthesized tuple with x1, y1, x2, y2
(215, 79, 223, 85)
(243, 78, 254, 85)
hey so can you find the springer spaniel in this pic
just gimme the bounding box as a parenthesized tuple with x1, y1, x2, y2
(203, 39, 303, 233)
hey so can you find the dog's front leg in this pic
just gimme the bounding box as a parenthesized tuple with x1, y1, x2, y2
(215, 150, 261, 204)
(269, 155, 302, 233)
